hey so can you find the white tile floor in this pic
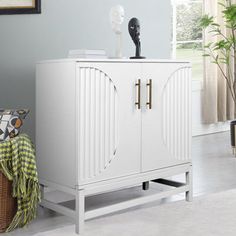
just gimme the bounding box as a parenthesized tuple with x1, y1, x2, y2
(6, 131, 236, 236)
(192, 131, 236, 195)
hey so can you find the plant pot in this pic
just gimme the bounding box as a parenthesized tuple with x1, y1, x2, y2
(230, 120, 236, 155)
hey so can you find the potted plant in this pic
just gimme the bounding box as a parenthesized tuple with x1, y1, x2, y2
(200, 0, 236, 155)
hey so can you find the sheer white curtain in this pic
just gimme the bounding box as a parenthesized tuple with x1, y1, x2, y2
(203, 0, 235, 123)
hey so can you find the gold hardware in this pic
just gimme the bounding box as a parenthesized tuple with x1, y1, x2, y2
(146, 79, 152, 109)
(135, 79, 141, 109)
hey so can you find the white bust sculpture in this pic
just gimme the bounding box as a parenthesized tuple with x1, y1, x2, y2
(110, 5, 125, 34)
(110, 5, 125, 58)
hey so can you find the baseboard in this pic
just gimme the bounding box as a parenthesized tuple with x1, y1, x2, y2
(193, 122, 230, 137)
(191, 80, 230, 137)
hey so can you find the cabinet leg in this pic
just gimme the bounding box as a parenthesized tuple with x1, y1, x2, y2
(75, 188, 85, 235)
(185, 167, 193, 202)
(142, 181, 149, 191)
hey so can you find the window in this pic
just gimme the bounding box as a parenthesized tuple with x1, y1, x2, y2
(172, 0, 203, 80)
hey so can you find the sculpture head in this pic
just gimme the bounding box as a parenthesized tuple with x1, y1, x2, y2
(128, 18, 140, 45)
(110, 5, 125, 34)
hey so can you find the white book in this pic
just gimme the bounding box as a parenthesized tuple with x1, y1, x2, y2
(68, 54, 108, 59)
(68, 49, 107, 58)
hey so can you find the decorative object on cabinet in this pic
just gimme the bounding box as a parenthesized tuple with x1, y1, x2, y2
(36, 58, 192, 235)
(128, 18, 145, 59)
(0, 134, 40, 232)
(110, 5, 125, 58)
(0, 0, 41, 15)
(0, 109, 29, 141)
(68, 49, 107, 59)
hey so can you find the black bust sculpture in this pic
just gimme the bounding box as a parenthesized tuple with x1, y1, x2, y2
(128, 18, 145, 59)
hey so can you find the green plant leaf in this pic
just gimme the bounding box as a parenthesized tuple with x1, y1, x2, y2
(213, 40, 227, 50)
(204, 42, 213, 48)
(222, 4, 236, 25)
(199, 15, 214, 28)
(212, 23, 220, 27)
(218, 2, 226, 8)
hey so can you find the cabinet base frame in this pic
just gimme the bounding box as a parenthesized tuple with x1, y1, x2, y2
(40, 164, 192, 235)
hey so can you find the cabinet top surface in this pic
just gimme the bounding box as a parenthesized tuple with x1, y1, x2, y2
(37, 58, 191, 64)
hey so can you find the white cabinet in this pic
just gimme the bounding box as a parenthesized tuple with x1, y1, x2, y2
(73, 62, 191, 183)
(36, 59, 192, 234)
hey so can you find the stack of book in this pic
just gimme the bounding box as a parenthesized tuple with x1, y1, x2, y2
(68, 49, 107, 59)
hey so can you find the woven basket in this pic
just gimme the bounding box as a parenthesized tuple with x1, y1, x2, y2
(0, 171, 17, 233)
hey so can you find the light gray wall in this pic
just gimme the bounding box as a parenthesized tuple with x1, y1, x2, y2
(0, 0, 172, 140)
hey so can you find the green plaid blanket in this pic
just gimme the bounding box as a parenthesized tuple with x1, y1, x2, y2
(0, 134, 40, 232)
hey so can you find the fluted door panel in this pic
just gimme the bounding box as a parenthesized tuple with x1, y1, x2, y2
(162, 67, 191, 161)
(141, 63, 191, 172)
(78, 67, 118, 182)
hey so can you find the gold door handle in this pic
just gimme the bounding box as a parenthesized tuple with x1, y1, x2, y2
(146, 79, 152, 109)
(135, 79, 141, 109)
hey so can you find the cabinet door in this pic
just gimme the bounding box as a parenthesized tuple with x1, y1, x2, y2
(141, 63, 191, 172)
(77, 62, 141, 184)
